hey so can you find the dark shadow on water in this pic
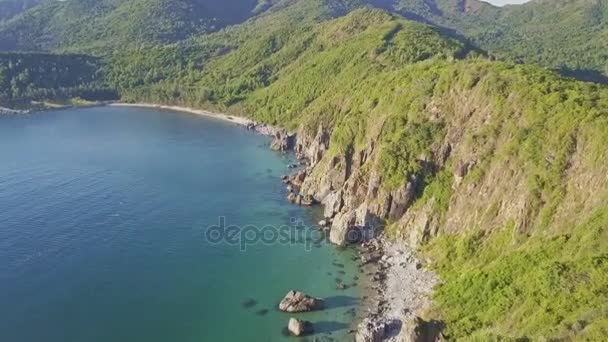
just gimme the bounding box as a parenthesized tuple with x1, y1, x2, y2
(324, 295, 359, 309)
(311, 321, 350, 334)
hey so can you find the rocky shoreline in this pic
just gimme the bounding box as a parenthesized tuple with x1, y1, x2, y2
(4, 100, 444, 339)
(355, 237, 442, 341)
(270, 124, 444, 340)
(0, 106, 29, 115)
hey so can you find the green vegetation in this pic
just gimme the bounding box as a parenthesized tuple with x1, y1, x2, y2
(386, 0, 608, 81)
(0, 0, 42, 22)
(426, 215, 608, 340)
(0, 53, 116, 108)
(2, 0, 607, 81)
(0, 0, 266, 52)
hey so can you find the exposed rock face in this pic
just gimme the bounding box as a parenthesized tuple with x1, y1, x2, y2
(322, 189, 343, 218)
(278, 290, 324, 312)
(399, 316, 444, 342)
(355, 318, 386, 342)
(287, 317, 313, 336)
(295, 124, 330, 166)
(329, 210, 357, 246)
(270, 129, 295, 151)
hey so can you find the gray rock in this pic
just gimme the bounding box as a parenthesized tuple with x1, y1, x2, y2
(322, 190, 343, 218)
(270, 129, 295, 151)
(399, 316, 444, 342)
(355, 318, 386, 342)
(278, 290, 324, 312)
(329, 210, 357, 246)
(287, 317, 313, 336)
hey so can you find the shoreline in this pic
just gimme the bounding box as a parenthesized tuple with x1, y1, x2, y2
(109, 103, 255, 127)
(355, 236, 439, 341)
(6, 99, 431, 338)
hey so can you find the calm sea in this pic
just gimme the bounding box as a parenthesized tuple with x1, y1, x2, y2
(0, 107, 362, 341)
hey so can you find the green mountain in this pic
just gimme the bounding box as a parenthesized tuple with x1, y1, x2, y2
(0, 0, 606, 340)
(382, 0, 608, 80)
(1, 0, 607, 80)
(0, 0, 42, 22)
(0, 0, 270, 52)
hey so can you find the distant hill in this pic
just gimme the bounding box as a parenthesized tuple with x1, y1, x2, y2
(0, 53, 116, 107)
(0, 0, 42, 22)
(376, 0, 608, 80)
(0, 0, 605, 79)
(0, 0, 269, 52)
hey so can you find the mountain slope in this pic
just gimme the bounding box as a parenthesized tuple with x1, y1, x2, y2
(380, 0, 608, 80)
(0, 0, 267, 52)
(0, 0, 42, 22)
(0, 0, 606, 81)
(0, 53, 116, 107)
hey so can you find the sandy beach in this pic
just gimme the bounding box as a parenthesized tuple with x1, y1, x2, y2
(109, 103, 254, 127)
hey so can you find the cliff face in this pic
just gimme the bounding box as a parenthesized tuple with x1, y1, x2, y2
(284, 64, 608, 249)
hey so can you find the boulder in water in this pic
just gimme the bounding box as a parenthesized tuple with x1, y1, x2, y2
(287, 317, 313, 336)
(278, 290, 324, 312)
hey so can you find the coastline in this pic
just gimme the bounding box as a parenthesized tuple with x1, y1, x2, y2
(5, 100, 434, 339)
(109, 103, 255, 127)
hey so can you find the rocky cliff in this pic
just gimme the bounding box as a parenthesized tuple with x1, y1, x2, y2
(277, 59, 608, 340)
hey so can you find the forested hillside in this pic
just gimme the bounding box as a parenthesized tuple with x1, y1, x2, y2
(0, 0, 270, 52)
(381, 0, 608, 81)
(0, 0, 606, 81)
(0, 0, 41, 22)
(0, 53, 116, 108)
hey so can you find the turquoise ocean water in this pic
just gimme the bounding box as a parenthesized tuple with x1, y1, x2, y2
(0, 107, 362, 341)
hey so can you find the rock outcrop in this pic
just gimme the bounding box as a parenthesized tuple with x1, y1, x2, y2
(278, 290, 324, 312)
(270, 129, 295, 151)
(355, 318, 386, 342)
(329, 210, 357, 246)
(399, 316, 444, 342)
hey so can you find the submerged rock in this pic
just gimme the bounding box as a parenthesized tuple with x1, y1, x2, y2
(287, 317, 313, 336)
(278, 290, 324, 312)
(255, 308, 269, 316)
(241, 298, 257, 308)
